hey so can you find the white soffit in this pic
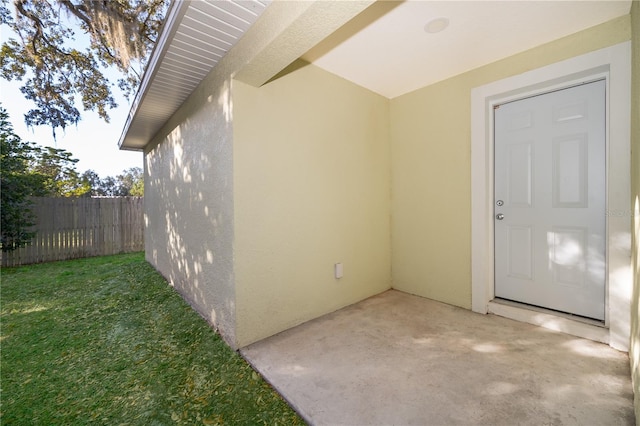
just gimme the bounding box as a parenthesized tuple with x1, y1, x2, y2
(304, 0, 632, 99)
(119, 0, 270, 150)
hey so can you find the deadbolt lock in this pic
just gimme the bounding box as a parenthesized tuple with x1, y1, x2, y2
(496, 200, 504, 206)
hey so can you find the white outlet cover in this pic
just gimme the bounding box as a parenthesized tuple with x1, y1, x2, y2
(334, 263, 343, 279)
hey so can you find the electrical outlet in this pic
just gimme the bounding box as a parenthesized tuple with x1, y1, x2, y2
(334, 263, 343, 279)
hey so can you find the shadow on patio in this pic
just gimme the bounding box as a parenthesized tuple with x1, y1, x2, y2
(241, 290, 634, 425)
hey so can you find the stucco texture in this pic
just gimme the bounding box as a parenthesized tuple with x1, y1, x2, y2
(140, 2, 388, 349)
(232, 64, 392, 347)
(630, 2, 640, 423)
(144, 70, 237, 346)
(141, 9, 636, 366)
(389, 15, 632, 309)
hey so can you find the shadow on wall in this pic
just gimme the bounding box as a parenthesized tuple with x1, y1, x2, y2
(144, 78, 236, 345)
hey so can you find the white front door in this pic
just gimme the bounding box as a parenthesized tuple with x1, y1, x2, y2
(494, 80, 606, 320)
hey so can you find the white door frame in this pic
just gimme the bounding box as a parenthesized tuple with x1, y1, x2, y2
(471, 42, 632, 351)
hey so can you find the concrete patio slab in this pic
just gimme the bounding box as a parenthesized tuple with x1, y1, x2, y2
(241, 290, 634, 426)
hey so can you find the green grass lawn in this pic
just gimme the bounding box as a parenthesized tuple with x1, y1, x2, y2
(1, 253, 304, 425)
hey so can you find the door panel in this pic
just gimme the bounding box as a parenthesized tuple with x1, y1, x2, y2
(552, 134, 588, 207)
(507, 142, 533, 207)
(550, 226, 587, 287)
(507, 225, 533, 279)
(494, 80, 605, 320)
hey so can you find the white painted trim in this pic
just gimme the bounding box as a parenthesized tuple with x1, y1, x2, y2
(471, 41, 632, 351)
(487, 301, 609, 344)
(118, 0, 190, 150)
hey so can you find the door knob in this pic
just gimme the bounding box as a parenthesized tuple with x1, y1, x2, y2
(496, 213, 504, 220)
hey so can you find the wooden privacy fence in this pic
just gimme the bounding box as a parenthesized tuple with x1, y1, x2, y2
(2, 197, 144, 267)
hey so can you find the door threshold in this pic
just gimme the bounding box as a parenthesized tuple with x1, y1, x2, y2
(488, 299, 609, 344)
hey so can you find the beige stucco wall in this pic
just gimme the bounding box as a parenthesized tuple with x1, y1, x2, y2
(143, 69, 237, 345)
(630, 2, 639, 423)
(141, 5, 636, 362)
(140, 1, 351, 348)
(232, 64, 391, 347)
(390, 15, 632, 309)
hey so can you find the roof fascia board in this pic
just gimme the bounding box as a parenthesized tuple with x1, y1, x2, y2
(118, 0, 191, 151)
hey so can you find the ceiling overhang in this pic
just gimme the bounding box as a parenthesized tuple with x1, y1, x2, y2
(118, 0, 270, 151)
(303, 0, 632, 99)
(119, 0, 632, 151)
(118, 0, 373, 151)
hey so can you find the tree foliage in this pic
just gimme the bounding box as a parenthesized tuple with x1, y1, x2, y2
(0, 0, 167, 133)
(1, 106, 37, 251)
(80, 166, 143, 197)
(1, 106, 89, 251)
(116, 166, 143, 196)
(30, 145, 89, 196)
